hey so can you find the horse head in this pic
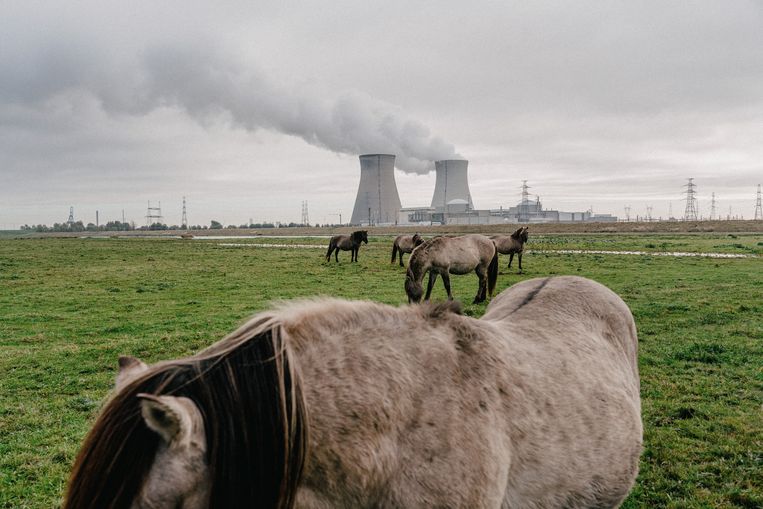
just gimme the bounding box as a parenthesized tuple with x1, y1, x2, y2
(412, 233, 424, 247)
(520, 226, 529, 243)
(135, 392, 210, 508)
(65, 321, 307, 509)
(405, 266, 424, 303)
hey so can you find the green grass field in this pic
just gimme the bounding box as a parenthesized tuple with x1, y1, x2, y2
(1, 234, 761, 508)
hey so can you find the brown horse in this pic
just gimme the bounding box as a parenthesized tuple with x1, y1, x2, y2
(405, 234, 498, 304)
(64, 276, 642, 509)
(325, 230, 368, 263)
(390, 233, 424, 267)
(491, 226, 529, 272)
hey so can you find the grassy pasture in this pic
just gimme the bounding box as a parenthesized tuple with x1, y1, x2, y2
(0, 233, 761, 508)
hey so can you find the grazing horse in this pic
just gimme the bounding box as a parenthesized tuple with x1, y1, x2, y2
(64, 276, 642, 509)
(491, 226, 529, 272)
(325, 230, 368, 263)
(405, 234, 498, 304)
(390, 233, 424, 267)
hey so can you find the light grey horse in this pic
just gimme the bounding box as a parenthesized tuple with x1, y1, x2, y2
(405, 234, 499, 303)
(66, 276, 642, 509)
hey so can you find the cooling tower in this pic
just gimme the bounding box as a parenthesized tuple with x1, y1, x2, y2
(350, 154, 402, 225)
(431, 159, 474, 211)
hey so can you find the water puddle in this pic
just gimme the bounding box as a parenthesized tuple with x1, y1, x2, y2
(218, 243, 324, 249)
(528, 249, 754, 259)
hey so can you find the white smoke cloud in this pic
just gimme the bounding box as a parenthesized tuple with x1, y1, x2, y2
(0, 41, 457, 174)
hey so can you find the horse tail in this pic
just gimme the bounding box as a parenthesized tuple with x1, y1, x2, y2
(391, 241, 398, 264)
(488, 247, 499, 297)
(325, 239, 334, 261)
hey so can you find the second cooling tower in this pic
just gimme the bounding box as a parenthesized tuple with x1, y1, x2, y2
(431, 159, 474, 212)
(350, 154, 402, 225)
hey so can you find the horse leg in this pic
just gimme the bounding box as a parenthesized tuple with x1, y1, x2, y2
(399, 251, 404, 267)
(518, 252, 523, 273)
(473, 266, 487, 303)
(335, 248, 339, 263)
(425, 271, 437, 301)
(354, 246, 359, 262)
(508, 252, 514, 269)
(441, 272, 453, 300)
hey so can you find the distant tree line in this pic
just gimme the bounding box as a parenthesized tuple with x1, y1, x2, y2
(21, 221, 134, 232)
(20, 220, 316, 232)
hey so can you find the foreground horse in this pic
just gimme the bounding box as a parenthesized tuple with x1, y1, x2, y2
(65, 276, 642, 509)
(390, 233, 424, 267)
(406, 234, 498, 303)
(325, 230, 368, 263)
(491, 226, 529, 272)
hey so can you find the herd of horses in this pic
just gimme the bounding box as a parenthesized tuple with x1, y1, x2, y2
(63, 226, 644, 509)
(328, 226, 529, 304)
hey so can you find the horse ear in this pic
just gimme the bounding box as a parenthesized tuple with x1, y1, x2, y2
(116, 355, 148, 390)
(137, 393, 196, 445)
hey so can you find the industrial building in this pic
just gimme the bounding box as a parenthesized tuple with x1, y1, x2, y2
(349, 154, 617, 225)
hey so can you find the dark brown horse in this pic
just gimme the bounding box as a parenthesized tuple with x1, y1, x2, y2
(325, 230, 368, 263)
(64, 276, 642, 508)
(405, 234, 499, 304)
(491, 226, 529, 272)
(390, 233, 424, 267)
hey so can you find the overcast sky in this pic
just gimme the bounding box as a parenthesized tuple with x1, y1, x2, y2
(1, 1, 762, 227)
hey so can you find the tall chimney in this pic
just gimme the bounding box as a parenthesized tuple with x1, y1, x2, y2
(431, 159, 473, 211)
(350, 154, 402, 225)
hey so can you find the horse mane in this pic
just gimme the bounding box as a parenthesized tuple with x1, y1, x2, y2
(64, 315, 308, 509)
(510, 227, 523, 239)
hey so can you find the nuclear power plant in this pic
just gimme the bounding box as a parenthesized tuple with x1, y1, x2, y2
(431, 160, 474, 212)
(350, 154, 402, 225)
(349, 153, 617, 225)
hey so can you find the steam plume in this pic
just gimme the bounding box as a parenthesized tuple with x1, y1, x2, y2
(1, 42, 457, 174)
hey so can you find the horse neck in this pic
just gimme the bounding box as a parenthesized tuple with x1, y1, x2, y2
(409, 255, 430, 281)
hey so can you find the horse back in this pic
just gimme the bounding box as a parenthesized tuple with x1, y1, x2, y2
(492, 235, 521, 254)
(483, 277, 642, 506)
(284, 300, 516, 506)
(484, 276, 638, 379)
(331, 235, 352, 250)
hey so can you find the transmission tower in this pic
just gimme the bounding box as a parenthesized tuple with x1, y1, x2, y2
(710, 192, 716, 220)
(67, 206, 75, 225)
(519, 180, 531, 222)
(181, 196, 188, 228)
(646, 205, 653, 222)
(683, 178, 698, 221)
(145, 201, 163, 227)
(755, 184, 762, 220)
(301, 200, 310, 226)
(624, 205, 631, 222)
